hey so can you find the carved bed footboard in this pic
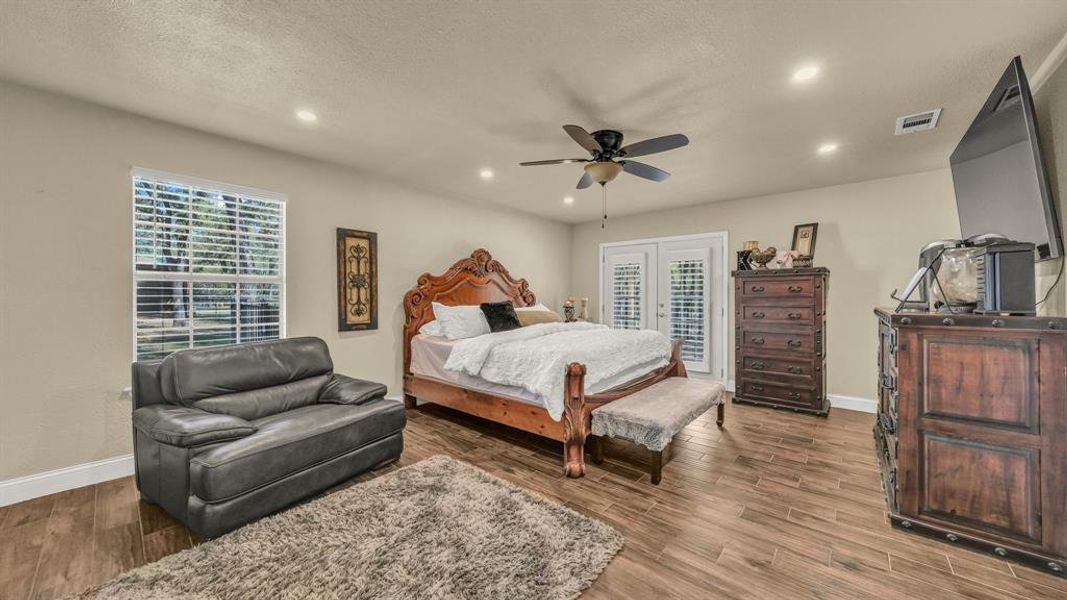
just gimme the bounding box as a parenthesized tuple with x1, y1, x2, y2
(561, 339, 686, 478)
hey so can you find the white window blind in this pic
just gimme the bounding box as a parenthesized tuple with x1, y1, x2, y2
(669, 258, 706, 363)
(132, 170, 285, 360)
(611, 262, 643, 330)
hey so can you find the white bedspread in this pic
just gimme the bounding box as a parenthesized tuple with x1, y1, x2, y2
(444, 322, 673, 421)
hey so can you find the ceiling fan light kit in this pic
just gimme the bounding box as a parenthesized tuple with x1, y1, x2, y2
(520, 124, 689, 226)
(584, 161, 623, 185)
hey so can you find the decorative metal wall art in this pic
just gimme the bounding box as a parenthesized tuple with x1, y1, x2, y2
(337, 228, 378, 331)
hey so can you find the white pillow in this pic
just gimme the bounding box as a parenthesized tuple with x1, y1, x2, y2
(515, 303, 550, 312)
(432, 302, 491, 340)
(418, 320, 444, 337)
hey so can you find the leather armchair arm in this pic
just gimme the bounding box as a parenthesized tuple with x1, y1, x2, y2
(318, 373, 387, 406)
(133, 405, 257, 447)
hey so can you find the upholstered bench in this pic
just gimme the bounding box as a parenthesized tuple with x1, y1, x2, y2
(590, 377, 725, 484)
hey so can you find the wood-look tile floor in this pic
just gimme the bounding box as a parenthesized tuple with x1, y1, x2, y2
(3, 399, 1066, 599)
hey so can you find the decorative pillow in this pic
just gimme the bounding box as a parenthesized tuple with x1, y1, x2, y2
(418, 320, 444, 337)
(516, 309, 563, 327)
(431, 302, 491, 340)
(479, 301, 522, 333)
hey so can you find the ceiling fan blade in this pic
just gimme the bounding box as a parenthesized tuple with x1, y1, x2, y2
(618, 133, 689, 158)
(519, 158, 588, 166)
(563, 124, 602, 155)
(576, 172, 593, 189)
(622, 160, 670, 182)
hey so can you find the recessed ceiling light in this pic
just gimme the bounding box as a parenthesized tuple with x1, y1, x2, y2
(817, 143, 838, 155)
(479, 168, 495, 180)
(563, 196, 575, 205)
(792, 65, 820, 82)
(295, 109, 318, 123)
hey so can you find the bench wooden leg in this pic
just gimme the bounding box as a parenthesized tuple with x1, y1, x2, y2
(403, 393, 417, 410)
(590, 435, 604, 465)
(650, 448, 663, 485)
(716, 402, 725, 428)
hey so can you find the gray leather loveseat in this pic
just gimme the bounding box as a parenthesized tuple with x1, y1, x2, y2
(131, 337, 405, 538)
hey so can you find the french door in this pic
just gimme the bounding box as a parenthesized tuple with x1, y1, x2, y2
(601, 234, 725, 376)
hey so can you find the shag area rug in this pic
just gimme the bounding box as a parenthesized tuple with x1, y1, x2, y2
(76, 455, 624, 600)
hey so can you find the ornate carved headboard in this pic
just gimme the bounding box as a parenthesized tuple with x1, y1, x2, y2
(402, 248, 536, 374)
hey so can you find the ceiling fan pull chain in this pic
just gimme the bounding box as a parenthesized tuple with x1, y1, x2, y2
(601, 184, 608, 229)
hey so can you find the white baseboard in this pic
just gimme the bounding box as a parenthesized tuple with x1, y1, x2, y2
(0, 454, 134, 507)
(828, 394, 877, 414)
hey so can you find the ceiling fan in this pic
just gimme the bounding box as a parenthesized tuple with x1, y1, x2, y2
(520, 124, 689, 226)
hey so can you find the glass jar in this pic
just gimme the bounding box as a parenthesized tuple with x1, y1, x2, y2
(931, 247, 980, 308)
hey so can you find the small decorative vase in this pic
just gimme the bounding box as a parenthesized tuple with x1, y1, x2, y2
(563, 305, 576, 322)
(579, 297, 589, 321)
(737, 250, 753, 270)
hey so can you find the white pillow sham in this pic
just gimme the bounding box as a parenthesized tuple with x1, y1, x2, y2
(418, 320, 444, 337)
(515, 303, 550, 312)
(432, 302, 491, 340)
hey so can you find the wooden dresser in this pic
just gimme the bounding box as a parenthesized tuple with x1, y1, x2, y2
(875, 308, 1067, 576)
(732, 267, 829, 416)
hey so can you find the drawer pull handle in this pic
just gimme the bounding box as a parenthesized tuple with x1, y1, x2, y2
(751, 285, 765, 292)
(788, 285, 803, 293)
(751, 311, 766, 319)
(752, 337, 765, 345)
(788, 312, 803, 320)
(751, 385, 764, 392)
(787, 366, 802, 374)
(787, 339, 802, 348)
(751, 361, 766, 370)
(789, 392, 800, 399)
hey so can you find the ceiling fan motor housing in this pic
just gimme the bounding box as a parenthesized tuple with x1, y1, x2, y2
(591, 129, 624, 157)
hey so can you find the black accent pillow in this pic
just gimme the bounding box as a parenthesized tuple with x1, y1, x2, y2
(480, 301, 522, 333)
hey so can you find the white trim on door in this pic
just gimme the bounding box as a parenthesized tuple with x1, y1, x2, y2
(598, 231, 730, 380)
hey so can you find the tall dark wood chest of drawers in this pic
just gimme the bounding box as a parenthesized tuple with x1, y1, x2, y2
(732, 267, 829, 416)
(875, 308, 1067, 576)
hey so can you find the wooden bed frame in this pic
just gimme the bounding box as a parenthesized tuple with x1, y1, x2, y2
(402, 248, 688, 478)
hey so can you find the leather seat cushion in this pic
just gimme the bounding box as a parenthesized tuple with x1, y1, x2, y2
(189, 399, 405, 502)
(159, 337, 333, 406)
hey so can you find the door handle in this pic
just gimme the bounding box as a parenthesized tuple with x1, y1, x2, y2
(788, 285, 803, 293)
(751, 337, 765, 345)
(751, 311, 766, 319)
(787, 366, 803, 374)
(789, 392, 801, 399)
(788, 312, 803, 320)
(751, 361, 766, 370)
(751, 285, 765, 292)
(751, 384, 764, 392)
(787, 339, 802, 348)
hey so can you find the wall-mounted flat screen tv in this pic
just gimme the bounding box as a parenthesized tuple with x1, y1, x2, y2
(950, 56, 1062, 261)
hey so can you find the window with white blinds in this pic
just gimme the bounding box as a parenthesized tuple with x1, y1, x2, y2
(132, 170, 285, 360)
(611, 262, 643, 330)
(669, 259, 706, 363)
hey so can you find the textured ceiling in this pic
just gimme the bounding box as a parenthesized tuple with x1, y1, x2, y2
(1, 1, 1065, 223)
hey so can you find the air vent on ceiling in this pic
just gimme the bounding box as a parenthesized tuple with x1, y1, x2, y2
(894, 108, 942, 135)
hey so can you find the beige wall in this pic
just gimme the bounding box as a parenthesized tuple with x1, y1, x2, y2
(0, 82, 572, 480)
(571, 169, 962, 402)
(1034, 56, 1067, 315)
